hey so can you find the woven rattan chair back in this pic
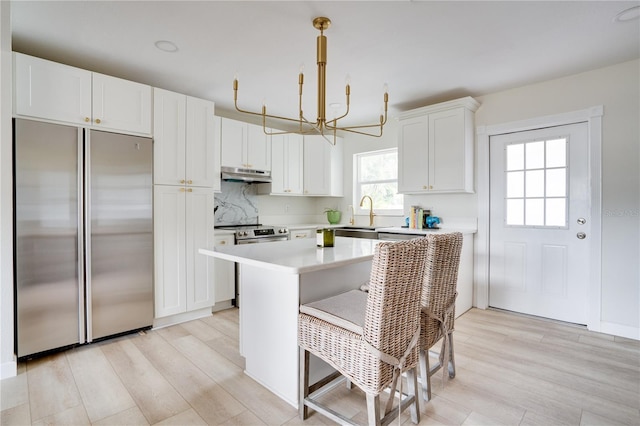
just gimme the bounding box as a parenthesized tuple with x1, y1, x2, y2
(363, 238, 429, 387)
(419, 232, 463, 401)
(298, 238, 430, 425)
(420, 233, 463, 348)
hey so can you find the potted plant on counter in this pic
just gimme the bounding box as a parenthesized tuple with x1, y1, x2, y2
(324, 208, 342, 224)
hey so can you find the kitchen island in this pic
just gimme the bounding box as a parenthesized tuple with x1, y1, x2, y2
(199, 237, 380, 408)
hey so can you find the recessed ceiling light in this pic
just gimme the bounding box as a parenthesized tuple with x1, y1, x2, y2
(155, 40, 178, 53)
(613, 5, 640, 23)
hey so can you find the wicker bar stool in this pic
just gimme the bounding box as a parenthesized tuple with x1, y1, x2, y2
(419, 232, 463, 401)
(298, 238, 429, 426)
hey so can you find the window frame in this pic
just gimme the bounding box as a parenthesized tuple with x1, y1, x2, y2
(353, 148, 403, 217)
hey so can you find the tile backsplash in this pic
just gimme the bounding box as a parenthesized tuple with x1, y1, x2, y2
(214, 181, 258, 226)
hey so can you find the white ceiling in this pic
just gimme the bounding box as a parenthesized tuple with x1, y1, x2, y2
(9, 1, 640, 129)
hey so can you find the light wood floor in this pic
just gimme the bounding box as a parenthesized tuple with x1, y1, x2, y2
(1, 307, 639, 425)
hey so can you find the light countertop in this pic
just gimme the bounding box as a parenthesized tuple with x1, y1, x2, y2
(376, 226, 477, 235)
(199, 236, 379, 274)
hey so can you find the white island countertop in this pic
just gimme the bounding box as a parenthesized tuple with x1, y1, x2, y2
(199, 236, 380, 275)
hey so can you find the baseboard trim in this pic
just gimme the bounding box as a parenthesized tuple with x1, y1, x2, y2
(1, 359, 17, 379)
(599, 321, 640, 341)
(152, 307, 213, 329)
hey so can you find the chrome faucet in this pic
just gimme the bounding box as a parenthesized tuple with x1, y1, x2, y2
(359, 195, 375, 227)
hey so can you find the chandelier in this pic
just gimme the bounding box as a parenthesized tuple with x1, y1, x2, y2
(233, 17, 389, 145)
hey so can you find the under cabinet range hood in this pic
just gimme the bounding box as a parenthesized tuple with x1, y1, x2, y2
(221, 166, 272, 183)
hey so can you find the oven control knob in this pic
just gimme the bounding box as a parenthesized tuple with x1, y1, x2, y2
(239, 231, 247, 237)
(279, 228, 286, 233)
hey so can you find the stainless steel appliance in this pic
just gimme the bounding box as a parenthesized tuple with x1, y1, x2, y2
(14, 118, 153, 358)
(229, 225, 289, 244)
(221, 166, 272, 183)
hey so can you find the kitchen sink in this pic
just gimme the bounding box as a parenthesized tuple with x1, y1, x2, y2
(333, 226, 379, 239)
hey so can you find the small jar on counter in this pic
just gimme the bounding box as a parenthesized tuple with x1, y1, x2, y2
(316, 228, 335, 247)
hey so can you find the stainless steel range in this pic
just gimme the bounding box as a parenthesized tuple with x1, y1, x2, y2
(217, 225, 289, 244)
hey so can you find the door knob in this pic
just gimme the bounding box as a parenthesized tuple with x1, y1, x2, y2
(577, 218, 586, 225)
(577, 232, 586, 239)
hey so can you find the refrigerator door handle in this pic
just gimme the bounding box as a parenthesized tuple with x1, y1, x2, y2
(84, 131, 93, 343)
(77, 128, 86, 344)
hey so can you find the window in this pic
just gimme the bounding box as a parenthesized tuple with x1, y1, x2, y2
(354, 148, 403, 215)
(504, 137, 568, 227)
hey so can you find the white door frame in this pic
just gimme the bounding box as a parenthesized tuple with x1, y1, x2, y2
(476, 106, 603, 331)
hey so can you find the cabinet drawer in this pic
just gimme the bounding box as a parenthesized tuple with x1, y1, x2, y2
(214, 235, 234, 246)
(290, 229, 314, 239)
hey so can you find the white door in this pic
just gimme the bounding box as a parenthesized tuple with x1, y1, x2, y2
(489, 122, 590, 324)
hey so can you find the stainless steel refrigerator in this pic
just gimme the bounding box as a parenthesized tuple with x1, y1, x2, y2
(14, 118, 154, 358)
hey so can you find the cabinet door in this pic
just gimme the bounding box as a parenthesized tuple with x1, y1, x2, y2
(246, 123, 271, 171)
(153, 89, 186, 185)
(428, 107, 467, 192)
(186, 97, 218, 188)
(14, 53, 91, 125)
(397, 116, 429, 193)
(286, 134, 304, 194)
(271, 133, 303, 195)
(303, 135, 330, 195)
(185, 188, 215, 311)
(154, 186, 187, 318)
(270, 134, 287, 194)
(214, 235, 235, 302)
(92, 73, 152, 135)
(221, 118, 246, 168)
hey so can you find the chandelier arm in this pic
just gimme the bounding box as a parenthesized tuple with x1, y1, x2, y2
(235, 101, 317, 126)
(300, 115, 336, 145)
(326, 104, 350, 127)
(327, 108, 388, 131)
(335, 127, 384, 138)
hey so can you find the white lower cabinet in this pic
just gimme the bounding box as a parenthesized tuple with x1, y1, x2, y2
(154, 185, 215, 318)
(213, 234, 235, 303)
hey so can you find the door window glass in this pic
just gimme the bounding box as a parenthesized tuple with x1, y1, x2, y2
(505, 137, 568, 227)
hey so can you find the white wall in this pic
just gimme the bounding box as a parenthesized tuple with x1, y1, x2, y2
(475, 59, 639, 335)
(336, 123, 404, 228)
(0, 0, 15, 378)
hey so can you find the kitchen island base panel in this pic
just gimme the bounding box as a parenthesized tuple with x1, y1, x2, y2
(239, 260, 373, 408)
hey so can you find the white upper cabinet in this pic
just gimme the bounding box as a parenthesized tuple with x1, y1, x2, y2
(397, 97, 479, 194)
(92, 73, 152, 135)
(269, 133, 304, 195)
(14, 52, 92, 126)
(186, 96, 220, 190)
(220, 118, 271, 171)
(303, 135, 343, 196)
(153, 88, 220, 190)
(153, 88, 186, 185)
(14, 53, 151, 135)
